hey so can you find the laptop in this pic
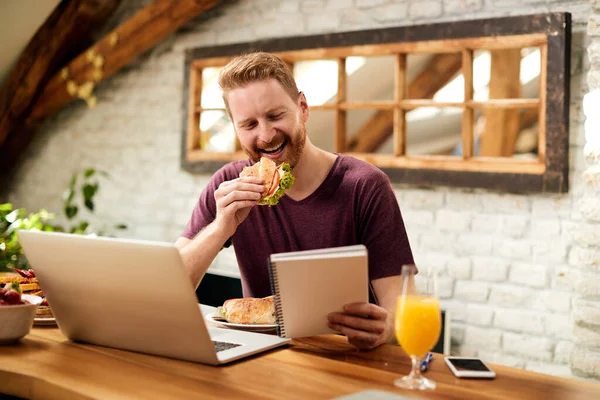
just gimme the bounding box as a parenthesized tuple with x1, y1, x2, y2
(17, 230, 290, 365)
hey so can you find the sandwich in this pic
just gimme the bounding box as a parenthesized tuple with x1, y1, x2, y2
(239, 157, 295, 206)
(220, 295, 276, 325)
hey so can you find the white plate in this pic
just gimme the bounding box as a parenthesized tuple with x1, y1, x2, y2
(205, 312, 277, 332)
(33, 317, 56, 326)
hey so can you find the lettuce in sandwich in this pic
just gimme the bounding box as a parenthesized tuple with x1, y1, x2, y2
(239, 157, 295, 206)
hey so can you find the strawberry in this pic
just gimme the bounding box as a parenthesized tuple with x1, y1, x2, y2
(14, 268, 35, 278)
(14, 268, 29, 278)
(4, 290, 21, 305)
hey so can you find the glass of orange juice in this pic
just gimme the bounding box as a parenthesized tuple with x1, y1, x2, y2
(394, 264, 441, 390)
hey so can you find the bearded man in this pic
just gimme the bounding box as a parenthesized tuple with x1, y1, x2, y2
(176, 52, 415, 350)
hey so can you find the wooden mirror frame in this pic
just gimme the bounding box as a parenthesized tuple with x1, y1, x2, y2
(181, 12, 571, 193)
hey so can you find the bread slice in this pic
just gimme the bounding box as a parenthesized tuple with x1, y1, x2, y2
(222, 296, 275, 325)
(240, 162, 260, 179)
(239, 157, 277, 196)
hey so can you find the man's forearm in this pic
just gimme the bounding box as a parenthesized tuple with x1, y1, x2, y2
(385, 315, 397, 345)
(372, 275, 406, 346)
(178, 222, 231, 288)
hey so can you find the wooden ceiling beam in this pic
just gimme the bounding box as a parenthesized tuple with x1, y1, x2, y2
(479, 49, 522, 157)
(348, 53, 463, 153)
(28, 0, 223, 123)
(0, 0, 122, 149)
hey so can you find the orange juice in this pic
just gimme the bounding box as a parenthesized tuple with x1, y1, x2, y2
(395, 295, 441, 358)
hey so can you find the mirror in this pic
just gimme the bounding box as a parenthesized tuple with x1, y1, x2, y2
(183, 13, 570, 192)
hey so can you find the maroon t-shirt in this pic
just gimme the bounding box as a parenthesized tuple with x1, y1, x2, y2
(181, 154, 414, 301)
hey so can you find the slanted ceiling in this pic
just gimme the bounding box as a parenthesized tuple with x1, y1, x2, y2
(0, 0, 222, 196)
(0, 0, 60, 86)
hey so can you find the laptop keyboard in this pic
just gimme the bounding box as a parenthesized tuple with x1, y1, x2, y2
(213, 340, 242, 352)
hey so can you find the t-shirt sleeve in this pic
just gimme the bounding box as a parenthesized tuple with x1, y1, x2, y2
(358, 176, 414, 282)
(180, 164, 239, 246)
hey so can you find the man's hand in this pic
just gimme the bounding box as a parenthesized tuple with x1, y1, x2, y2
(327, 302, 393, 350)
(213, 177, 264, 236)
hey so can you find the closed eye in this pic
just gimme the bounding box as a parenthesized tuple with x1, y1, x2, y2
(244, 121, 257, 130)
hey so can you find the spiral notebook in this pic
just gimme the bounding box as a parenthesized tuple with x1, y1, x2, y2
(267, 245, 369, 338)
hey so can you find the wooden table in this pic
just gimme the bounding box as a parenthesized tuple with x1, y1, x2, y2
(0, 327, 598, 399)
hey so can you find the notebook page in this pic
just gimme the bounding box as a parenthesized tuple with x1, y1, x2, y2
(270, 246, 368, 338)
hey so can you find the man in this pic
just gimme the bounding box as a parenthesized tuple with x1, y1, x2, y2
(176, 52, 414, 350)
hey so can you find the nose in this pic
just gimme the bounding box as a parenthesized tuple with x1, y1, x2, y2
(257, 120, 277, 145)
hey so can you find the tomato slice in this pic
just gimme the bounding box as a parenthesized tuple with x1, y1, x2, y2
(266, 169, 281, 197)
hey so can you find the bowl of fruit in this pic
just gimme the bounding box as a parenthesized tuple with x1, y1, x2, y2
(0, 282, 42, 344)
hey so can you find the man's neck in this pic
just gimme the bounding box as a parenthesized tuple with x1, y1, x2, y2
(285, 141, 337, 202)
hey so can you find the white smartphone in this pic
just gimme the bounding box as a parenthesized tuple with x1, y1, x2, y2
(444, 356, 496, 379)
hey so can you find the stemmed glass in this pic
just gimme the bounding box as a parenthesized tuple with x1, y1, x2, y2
(394, 264, 441, 390)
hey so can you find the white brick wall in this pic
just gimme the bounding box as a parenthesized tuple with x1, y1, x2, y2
(466, 304, 494, 326)
(436, 210, 471, 233)
(478, 350, 526, 368)
(570, 0, 600, 379)
(444, 0, 484, 15)
(532, 290, 572, 314)
(471, 213, 501, 234)
(445, 192, 483, 211)
(447, 257, 471, 280)
(472, 257, 509, 282)
(502, 215, 530, 238)
(5, 0, 597, 380)
(509, 263, 548, 288)
(573, 297, 600, 325)
(464, 326, 502, 349)
(455, 281, 489, 303)
(503, 332, 554, 362)
(489, 284, 535, 308)
(554, 341, 575, 364)
(408, 1, 443, 20)
(494, 309, 545, 335)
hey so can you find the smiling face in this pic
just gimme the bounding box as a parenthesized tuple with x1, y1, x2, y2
(226, 79, 309, 167)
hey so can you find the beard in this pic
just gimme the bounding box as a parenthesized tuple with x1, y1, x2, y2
(243, 121, 306, 169)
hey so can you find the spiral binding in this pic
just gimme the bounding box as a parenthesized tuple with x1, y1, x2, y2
(267, 258, 286, 337)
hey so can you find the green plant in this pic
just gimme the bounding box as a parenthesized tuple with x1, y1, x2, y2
(0, 204, 56, 272)
(0, 168, 127, 273)
(61, 168, 127, 235)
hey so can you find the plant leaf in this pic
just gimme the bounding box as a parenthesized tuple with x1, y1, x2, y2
(5, 209, 21, 224)
(84, 199, 94, 211)
(65, 205, 78, 219)
(114, 224, 128, 230)
(84, 168, 96, 178)
(82, 183, 97, 202)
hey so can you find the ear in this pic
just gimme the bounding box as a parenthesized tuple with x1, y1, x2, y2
(297, 91, 309, 123)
